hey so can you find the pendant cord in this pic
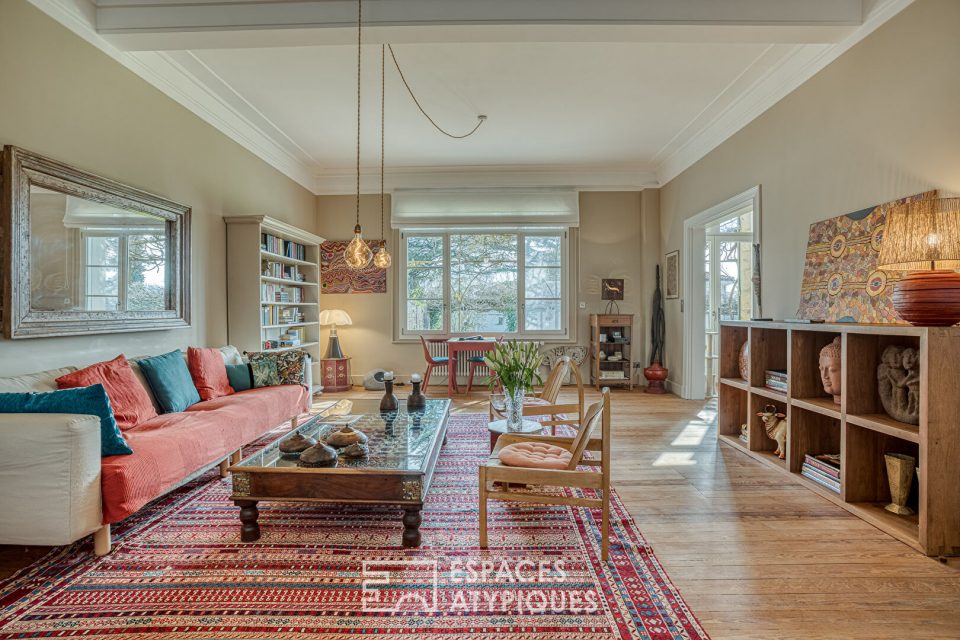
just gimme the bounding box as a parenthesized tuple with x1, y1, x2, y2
(380, 43, 386, 246)
(387, 44, 486, 140)
(355, 0, 362, 228)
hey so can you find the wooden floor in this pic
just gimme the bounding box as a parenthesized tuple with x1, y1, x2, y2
(2, 387, 958, 639)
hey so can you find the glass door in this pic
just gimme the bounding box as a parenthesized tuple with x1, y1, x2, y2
(704, 213, 754, 397)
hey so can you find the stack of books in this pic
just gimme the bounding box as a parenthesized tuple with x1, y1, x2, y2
(801, 453, 840, 493)
(765, 369, 788, 393)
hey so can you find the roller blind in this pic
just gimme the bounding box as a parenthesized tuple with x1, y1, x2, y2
(391, 188, 579, 229)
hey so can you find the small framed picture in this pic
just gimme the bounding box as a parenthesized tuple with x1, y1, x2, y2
(665, 250, 680, 300)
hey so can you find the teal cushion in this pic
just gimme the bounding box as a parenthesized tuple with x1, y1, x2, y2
(137, 350, 201, 413)
(225, 363, 253, 391)
(0, 384, 132, 457)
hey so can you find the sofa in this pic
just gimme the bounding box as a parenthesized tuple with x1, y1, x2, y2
(0, 347, 311, 555)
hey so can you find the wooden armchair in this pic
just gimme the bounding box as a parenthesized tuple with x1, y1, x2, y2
(479, 388, 612, 561)
(489, 355, 585, 434)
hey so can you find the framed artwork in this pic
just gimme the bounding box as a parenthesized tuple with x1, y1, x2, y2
(797, 190, 937, 323)
(320, 240, 387, 294)
(601, 278, 624, 301)
(664, 250, 680, 299)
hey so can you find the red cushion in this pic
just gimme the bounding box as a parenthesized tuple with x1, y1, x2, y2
(56, 354, 157, 430)
(187, 347, 234, 401)
(100, 384, 308, 524)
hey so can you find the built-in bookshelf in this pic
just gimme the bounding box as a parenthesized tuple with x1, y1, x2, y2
(224, 216, 324, 391)
(719, 320, 960, 557)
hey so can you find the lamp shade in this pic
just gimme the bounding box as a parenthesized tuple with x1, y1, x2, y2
(877, 197, 960, 271)
(319, 309, 353, 326)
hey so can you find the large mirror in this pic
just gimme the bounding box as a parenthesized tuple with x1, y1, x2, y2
(2, 146, 190, 338)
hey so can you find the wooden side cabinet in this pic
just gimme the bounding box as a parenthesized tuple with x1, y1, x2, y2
(589, 314, 635, 390)
(718, 320, 960, 557)
(320, 357, 352, 392)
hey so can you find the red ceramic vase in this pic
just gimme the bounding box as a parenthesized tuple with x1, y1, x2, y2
(644, 361, 669, 394)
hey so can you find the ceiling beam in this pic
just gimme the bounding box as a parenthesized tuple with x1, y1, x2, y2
(95, 0, 865, 50)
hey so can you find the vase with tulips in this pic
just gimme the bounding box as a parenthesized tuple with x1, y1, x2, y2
(484, 340, 544, 432)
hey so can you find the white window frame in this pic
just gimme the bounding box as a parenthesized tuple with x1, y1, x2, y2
(80, 228, 167, 312)
(396, 227, 570, 340)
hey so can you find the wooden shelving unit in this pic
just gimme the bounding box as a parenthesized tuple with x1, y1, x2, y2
(589, 314, 635, 390)
(224, 216, 325, 391)
(719, 320, 960, 556)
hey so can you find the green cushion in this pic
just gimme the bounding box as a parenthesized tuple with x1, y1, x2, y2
(137, 350, 201, 413)
(225, 363, 253, 391)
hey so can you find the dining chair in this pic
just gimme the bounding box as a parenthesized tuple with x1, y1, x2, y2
(488, 355, 585, 435)
(420, 336, 449, 391)
(465, 336, 503, 393)
(479, 388, 612, 561)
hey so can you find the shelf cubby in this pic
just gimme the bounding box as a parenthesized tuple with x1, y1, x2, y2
(718, 320, 960, 557)
(788, 405, 841, 476)
(748, 392, 787, 469)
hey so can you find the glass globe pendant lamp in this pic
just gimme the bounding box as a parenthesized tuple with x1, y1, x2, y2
(344, 223, 372, 269)
(374, 240, 392, 268)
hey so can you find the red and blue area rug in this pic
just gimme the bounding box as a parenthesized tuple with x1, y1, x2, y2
(0, 413, 709, 639)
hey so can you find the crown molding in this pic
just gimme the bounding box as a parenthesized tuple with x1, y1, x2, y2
(26, 0, 319, 193)
(28, 0, 913, 197)
(313, 164, 660, 195)
(655, 0, 914, 186)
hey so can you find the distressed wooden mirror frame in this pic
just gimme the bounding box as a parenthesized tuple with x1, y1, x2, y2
(1, 146, 191, 338)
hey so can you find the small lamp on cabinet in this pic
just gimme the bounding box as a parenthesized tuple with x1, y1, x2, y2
(877, 197, 960, 326)
(319, 309, 353, 358)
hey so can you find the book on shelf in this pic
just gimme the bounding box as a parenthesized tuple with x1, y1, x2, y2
(804, 453, 840, 479)
(261, 233, 307, 261)
(260, 305, 304, 326)
(801, 463, 840, 493)
(764, 369, 788, 392)
(262, 261, 305, 282)
(260, 283, 304, 303)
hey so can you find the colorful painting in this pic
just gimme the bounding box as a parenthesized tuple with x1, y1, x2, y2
(797, 191, 937, 323)
(320, 240, 387, 294)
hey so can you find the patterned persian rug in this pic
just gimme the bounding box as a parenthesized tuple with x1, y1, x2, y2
(0, 413, 709, 640)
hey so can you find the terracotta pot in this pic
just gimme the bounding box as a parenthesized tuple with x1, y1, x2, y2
(644, 361, 669, 394)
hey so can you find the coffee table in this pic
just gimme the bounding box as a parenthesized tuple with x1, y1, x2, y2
(229, 397, 450, 548)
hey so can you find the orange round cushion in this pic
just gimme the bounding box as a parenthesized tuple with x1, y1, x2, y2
(498, 441, 572, 470)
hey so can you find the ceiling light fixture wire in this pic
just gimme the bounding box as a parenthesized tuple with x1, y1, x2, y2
(387, 43, 487, 139)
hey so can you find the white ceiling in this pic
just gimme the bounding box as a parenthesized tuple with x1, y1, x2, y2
(30, 0, 913, 194)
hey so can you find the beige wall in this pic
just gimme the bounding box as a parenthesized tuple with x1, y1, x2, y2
(316, 191, 656, 384)
(659, 0, 960, 392)
(0, 0, 317, 377)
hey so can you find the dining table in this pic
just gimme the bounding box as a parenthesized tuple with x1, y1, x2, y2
(446, 337, 499, 395)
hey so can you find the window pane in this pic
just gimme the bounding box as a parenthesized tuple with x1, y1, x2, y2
(525, 267, 561, 299)
(127, 234, 167, 311)
(86, 296, 119, 311)
(408, 268, 443, 300)
(525, 235, 561, 266)
(524, 299, 561, 331)
(407, 300, 443, 331)
(86, 236, 119, 266)
(86, 266, 118, 295)
(451, 234, 518, 333)
(407, 236, 443, 268)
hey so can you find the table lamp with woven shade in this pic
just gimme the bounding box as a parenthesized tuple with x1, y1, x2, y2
(319, 309, 353, 358)
(877, 197, 960, 326)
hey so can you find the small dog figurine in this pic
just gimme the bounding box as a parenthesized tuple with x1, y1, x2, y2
(756, 404, 787, 459)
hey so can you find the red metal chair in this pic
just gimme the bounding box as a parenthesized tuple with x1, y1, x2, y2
(420, 336, 449, 391)
(466, 336, 503, 393)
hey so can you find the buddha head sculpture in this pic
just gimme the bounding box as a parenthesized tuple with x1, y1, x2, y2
(819, 336, 842, 404)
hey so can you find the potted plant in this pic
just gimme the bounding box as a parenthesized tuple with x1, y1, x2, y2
(484, 341, 544, 431)
(644, 265, 668, 393)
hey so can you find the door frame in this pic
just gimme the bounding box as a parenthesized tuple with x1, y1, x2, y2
(681, 185, 761, 400)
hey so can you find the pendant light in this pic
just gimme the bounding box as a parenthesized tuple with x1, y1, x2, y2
(373, 44, 392, 269)
(343, 0, 373, 270)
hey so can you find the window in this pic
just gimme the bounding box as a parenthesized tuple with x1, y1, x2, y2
(82, 230, 167, 312)
(400, 229, 568, 337)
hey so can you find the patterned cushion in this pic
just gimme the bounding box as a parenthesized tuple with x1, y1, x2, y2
(248, 356, 280, 388)
(498, 441, 573, 470)
(246, 350, 307, 387)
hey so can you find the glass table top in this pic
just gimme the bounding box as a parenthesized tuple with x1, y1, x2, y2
(236, 398, 451, 473)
